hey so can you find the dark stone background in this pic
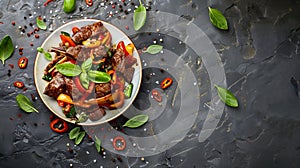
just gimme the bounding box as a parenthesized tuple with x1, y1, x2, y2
(0, 0, 300, 167)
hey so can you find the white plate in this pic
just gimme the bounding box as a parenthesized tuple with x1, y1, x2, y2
(34, 19, 142, 126)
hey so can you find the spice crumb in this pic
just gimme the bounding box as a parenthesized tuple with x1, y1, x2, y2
(12, 22, 16, 26)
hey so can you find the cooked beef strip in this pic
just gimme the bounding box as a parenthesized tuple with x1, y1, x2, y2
(123, 67, 135, 83)
(43, 73, 66, 98)
(72, 22, 107, 44)
(95, 83, 111, 98)
(125, 56, 137, 68)
(91, 45, 107, 58)
(65, 45, 83, 60)
(44, 55, 65, 75)
(89, 107, 106, 121)
(112, 48, 126, 74)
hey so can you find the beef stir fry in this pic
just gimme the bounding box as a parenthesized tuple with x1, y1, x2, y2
(42, 21, 137, 122)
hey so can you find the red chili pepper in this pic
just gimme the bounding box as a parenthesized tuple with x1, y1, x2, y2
(64, 104, 72, 113)
(60, 34, 76, 47)
(50, 118, 68, 133)
(117, 41, 129, 56)
(44, 0, 54, 6)
(72, 27, 80, 34)
(18, 57, 28, 69)
(74, 77, 86, 93)
(14, 81, 24, 89)
(57, 100, 65, 107)
(113, 136, 126, 151)
(161, 77, 173, 89)
(85, 0, 93, 6)
(152, 89, 162, 102)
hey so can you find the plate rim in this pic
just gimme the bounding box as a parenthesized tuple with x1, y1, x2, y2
(34, 19, 142, 126)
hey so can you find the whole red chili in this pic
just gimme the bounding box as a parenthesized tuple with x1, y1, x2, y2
(151, 89, 162, 102)
(85, 0, 93, 6)
(117, 41, 129, 56)
(18, 57, 28, 69)
(14, 81, 24, 89)
(113, 136, 126, 151)
(50, 118, 68, 133)
(161, 77, 173, 89)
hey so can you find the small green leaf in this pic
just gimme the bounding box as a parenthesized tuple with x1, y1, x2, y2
(215, 85, 238, 107)
(36, 47, 44, 53)
(16, 94, 38, 113)
(133, 1, 147, 31)
(80, 72, 89, 90)
(208, 7, 228, 30)
(76, 113, 88, 124)
(61, 31, 71, 37)
(145, 45, 163, 54)
(75, 131, 85, 145)
(94, 136, 101, 153)
(81, 58, 92, 72)
(69, 127, 80, 140)
(55, 62, 82, 76)
(65, 106, 76, 118)
(123, 114, 149, 128)
(88, 70, 111, 83)
(44, 52, 52, 61)
(36, 17, 47, 30)
(0, 35, 14, 64)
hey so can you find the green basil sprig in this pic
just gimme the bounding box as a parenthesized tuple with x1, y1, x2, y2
(208, 7, 228, 30)
(88, 70, 111, 83)
(36, 17, 47, 30)
(123, 114, 149, 128)
(0, 35, 14, 64)
(81, 57, 92, 72)
(133, 0, 147, 31)
(215, 85, 238, 107)
(145, 45, 163, 54)
(55, 62, 82, 76)
(69, 127, 86, 145)
(16, 94, 38, 113)
(37, 47, 52, 61)
(94, 136, 101, 153)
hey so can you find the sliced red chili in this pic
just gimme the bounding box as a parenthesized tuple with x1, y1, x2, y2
(161, 77, 173, 89)
(113, 136, 126, 151)
(60, 34, 76, 47)
(152, 89, 162, 102)
(74, 77, 86, 93)
(57, 100, 65, 107)
(85, 0, 93, 6)
(50, 118, 68, 133)
(117, 41, 129, 57)
(14, 81, 24, 89)
(18, 57, 28, 69)
(72, 27, 80, 34)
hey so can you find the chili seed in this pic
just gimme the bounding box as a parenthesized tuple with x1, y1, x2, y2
(35, 34, 39, 38)
(11, 22, 16, 26)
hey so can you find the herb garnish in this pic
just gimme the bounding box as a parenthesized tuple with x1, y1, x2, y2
(69, 127, 86, 145)
(37, 47, 52, 61)
(94, 136, 101, 152)
(215, 85, 238, 107)
(123, 114, 149, 128)
(133, 0, 147, 31)
(0, 35, 14, 64)
(145, 45, 163, 54)
(36, 17, 47, 30)
(208, 7, 228, 30)
(16, 94, 39, 113)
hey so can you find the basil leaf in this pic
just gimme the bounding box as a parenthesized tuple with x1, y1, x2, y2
(69, 127, 80, 140)
(123, 114, 149, 128)
(94, 136, 101, 153)
(55, 62, 82, 76)
(133, 0, 147, 31)
(63, 0, 76, 13)
(0, 35, 14, 64)
(88, 70, 111, 83)
(208, 7, 228, 30)
(16, 94, 38, 113)
(145, 45, 163, 54)
(44, 52, 52, 61)
(76, 113, 88, 124)
(36, 17, 47, 30)
(215, 85, 238, 107)
(80, 72, 89, 90)
(65, 106, 76, 118)
(81, 58, 92, 72)
(36, 47, 44, 53)
(75, 131, 85, 145)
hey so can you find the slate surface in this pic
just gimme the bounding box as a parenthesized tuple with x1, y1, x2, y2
(0, 0, 300, 167)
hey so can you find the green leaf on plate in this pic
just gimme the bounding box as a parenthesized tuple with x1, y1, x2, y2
(123, 114, 149, 128)
(81, 58, 92, 72)
(88, 70, 111, 83)
(55, 62, 82, 77)
(44, 52, 52, 61)
(215, 84, 238, 107)
(16, 94, 38, 113)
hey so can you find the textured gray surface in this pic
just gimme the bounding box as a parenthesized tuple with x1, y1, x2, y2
(0, 0, 300, 167)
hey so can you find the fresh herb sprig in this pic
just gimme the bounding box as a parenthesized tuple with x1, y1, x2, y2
(36, 17, 47, 30)
(208, 7, 228, 30)
(133, 0, 147, 31)
(69, 127, 86, 145)
(16, 94, 39, 113)
(215, 85, 238, 107)
(37, 47, 52, 61)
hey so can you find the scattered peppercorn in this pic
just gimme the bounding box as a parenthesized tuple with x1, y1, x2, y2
(35, 34, 39, 38)
(30, 43, 34, 46)
(11, 22, 15, 26)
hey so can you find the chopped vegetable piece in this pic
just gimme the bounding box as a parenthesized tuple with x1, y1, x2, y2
(113, 136, 126, 151)
(152, 89, 162, 102)
(42, 75, 52, 81)
(161, 77, 173, 89)
(61, 31, 71, 37)
(14, 81, 25, 88)
(50, 118, 68, 133)
(72, 27, 80, 34)
(124, 83, 133, 98)
(57, 93, 73, 104)
(117, 41, 129, 56)
(60, 34, 76, 47)
(18, 57, 28, 69)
